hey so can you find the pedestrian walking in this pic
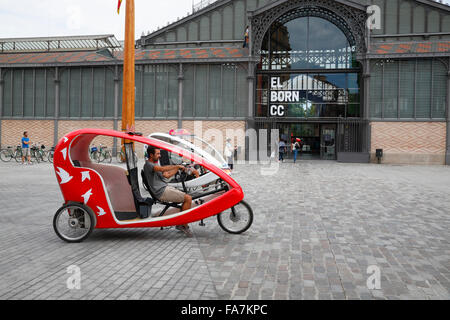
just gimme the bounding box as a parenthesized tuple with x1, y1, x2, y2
(279, 140, 286, 162)
(292, 140, 301, 163)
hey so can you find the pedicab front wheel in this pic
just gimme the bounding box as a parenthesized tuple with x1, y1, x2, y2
(217, 200, 253, 234)
(53, 203, 96, 243)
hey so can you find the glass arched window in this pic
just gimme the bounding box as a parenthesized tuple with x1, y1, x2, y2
(256, 15, 361, 119)
(260, 16, 357, 70)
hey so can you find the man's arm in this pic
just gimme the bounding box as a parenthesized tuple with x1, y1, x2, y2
(153, 164, 184, 173)
(162, 167, 179, 179)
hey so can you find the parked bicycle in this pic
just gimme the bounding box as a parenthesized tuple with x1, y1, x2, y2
(32, 143, 47, 163)
(30, 144, 43, 163)
(89, 144, 112, 163)
(39, 144, 49, 162)
(0, 146, 15, 162)
(48, 147, 55, 163)
(13, 145, 23, 163)
(97, 145, 112, 163)
(116, 149, 138, 163)
(90, 145, 100, 161)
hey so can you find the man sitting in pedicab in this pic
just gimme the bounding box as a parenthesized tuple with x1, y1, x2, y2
(144, 146, 199, 237)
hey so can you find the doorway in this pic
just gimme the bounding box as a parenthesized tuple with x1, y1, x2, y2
(279, 123, 321, 160)
(276, 122, 337, 160)
(320, 124, 336, 160)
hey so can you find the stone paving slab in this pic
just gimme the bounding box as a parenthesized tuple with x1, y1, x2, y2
(0, 160, 449, 300)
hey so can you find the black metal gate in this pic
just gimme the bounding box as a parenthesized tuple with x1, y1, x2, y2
(252, 118, 370, 162)
(336, 119, 369, 153)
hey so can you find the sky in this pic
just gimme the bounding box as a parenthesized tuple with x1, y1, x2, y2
(1, 0, 450, 41)
(0, 0, 195, 40)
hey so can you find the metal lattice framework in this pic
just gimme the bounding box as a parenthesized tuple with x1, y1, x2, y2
(262, 47, 356, 70)
(0, 35, 122, 53)
(250, 0, 368, 57)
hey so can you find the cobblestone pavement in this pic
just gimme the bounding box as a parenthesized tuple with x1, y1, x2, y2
(0, 160, 449, 300)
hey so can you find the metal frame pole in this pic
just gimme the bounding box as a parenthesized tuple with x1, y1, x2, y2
(113, 65, 119, 156)
(178, 63, 184, 129)
(54, 67, 60, 147)
(446, 59, 450, 165)
(363, 58, 371, 155)
(0, 68, 3, 148)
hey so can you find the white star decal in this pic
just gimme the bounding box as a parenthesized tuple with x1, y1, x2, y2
(63, 137, 68, 143)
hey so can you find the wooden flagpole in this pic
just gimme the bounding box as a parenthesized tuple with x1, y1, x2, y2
(121, 0, 135, 144)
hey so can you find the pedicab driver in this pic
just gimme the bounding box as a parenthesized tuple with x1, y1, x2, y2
(144, 146, 199, 237)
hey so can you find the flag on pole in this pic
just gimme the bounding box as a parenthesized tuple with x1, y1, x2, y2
(117, 0, 123, 14)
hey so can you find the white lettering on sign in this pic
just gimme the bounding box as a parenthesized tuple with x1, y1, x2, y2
(271, 77, 283, 89)
(270, 90, 300, 103)
(269, 77, 300, 117)
(270, 105, 285, 116)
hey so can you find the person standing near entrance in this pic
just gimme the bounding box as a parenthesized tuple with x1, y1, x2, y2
(292, 139, 301, 163)
(279, 140, 286, 162)
(21, 131, 31, 165)
(224, 138, 235, 170)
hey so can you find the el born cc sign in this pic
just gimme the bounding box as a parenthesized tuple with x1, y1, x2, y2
(269, 77, 300, 117)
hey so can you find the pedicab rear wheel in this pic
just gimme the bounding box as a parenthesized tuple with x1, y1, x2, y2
(53, 203, 96, 243)
(217, 200, 253, 234)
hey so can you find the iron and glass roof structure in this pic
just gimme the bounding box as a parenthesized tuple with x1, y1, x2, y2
(0, 35, 122, 53)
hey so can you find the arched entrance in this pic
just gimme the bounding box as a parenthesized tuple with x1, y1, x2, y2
(251, 0, 369, 161)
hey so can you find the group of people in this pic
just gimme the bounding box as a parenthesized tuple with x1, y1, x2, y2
(278, 138, 303, 163)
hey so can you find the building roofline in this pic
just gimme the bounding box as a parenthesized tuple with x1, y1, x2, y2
(141, 0, 450, 45)
(415, 0, 450, 12)
(139, 0, 230, 46)
(0, 46, 253, 67)
(0, 34, 118, 42)
(249, 0, 367, 17)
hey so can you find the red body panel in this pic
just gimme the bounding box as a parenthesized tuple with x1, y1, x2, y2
(53, 129, 244, 229)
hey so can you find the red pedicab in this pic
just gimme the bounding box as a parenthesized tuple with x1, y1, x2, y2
(52, 128, 253, 242)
